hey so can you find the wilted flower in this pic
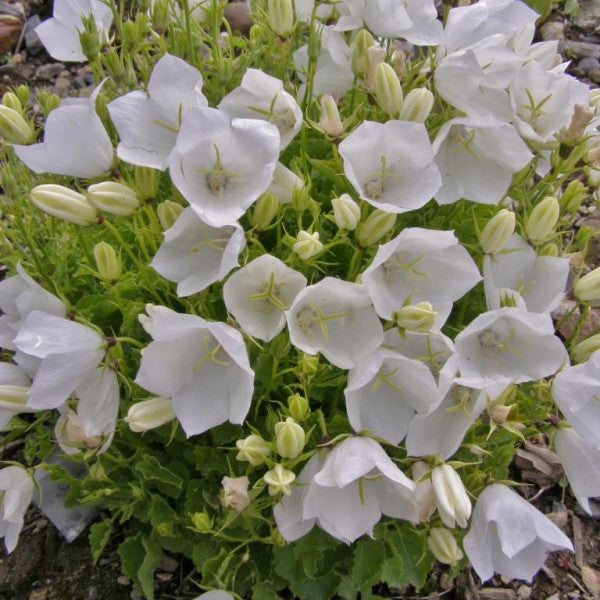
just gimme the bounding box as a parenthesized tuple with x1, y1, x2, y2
(222, 476, 251, 511)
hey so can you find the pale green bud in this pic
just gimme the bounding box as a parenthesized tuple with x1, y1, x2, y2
(298, 353, 319, 375)
(394, 302, 436, 333)
(267, 0, 293, 36)
(574, 266, 600, 302)
(293, 230, 322, 260)
(274, 417, 305, 459)
(102, 49, 124, 82)
(250, 193, 279, 230)
(134, 166, 160, 200)
(36, 91, 61, 118)
(0, 385, 30, 412)
(399, 88, 434, 123)
(427, 527, 464, 566)
(157, 200, 183, 230)
(571, 333, 600, 363)
(2, 92, 23, 113)
(93, 242, 121, 283)
(318, 95, 344, 138)
(14, 85, 29, 107)
(559, 180, 586, 213)
(357, 209, 396, 247)
(479, 209, 516, 255)
(190, 512, 212, 532)
(525, 196, 560, 244)
(331, 194, 360, 231)
(538, 243, 559, 257)
(125, 397, 176, 432)
(235, 434, 271, 466)
(79, 15, 100, 60)
(489, 403, 513, 424)
(30, 184, 98, 226)
(287, 394, 310, 421)
(1, 166, 19, 198)
(151, 0, 170, 31)
(0, 105, 33, 144)
(87, 181, 140, 217)
(350, 28, 375, 75)
(264, 464, 295, 496)
(373, 63, 403, 118)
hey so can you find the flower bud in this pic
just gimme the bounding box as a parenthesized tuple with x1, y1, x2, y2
(331, 194, 360, 231)
(525, 196, 560, 244)
(357, 209, 396, 247)
(267, 0, 293, 36)
(585, 164, 600, 184)
(250, 193, 279, 230)
(298, 352, 319, 375)
(574, 266, 600, 302)
(151, 0, 170, 31)
(30, 184, 98, 226)
(351, 29, 375, 76)
(427, 527, 464, 566)
(489, 403, 513, 424)
(399, 88, 434, 123)
(0, 385, 29, 412)
(562, 104, 594, 142)
(431, 464, 472, 529)
(102, 49, 125, 82)
(559, 180, 586, 213)
(263, 464, 296, 496)
(571, 333, 600, 363)
(157, 200, 183, 230)
(190, 512, 212, 532)
(79, 15, 101, 60)
(317, 94, 344, 138)
(479, 209, 516, 255)
(293, 230, 322, 260)
(13, 85, 29, 107)
(93, 241, 121, 283)
(274, 417, 305, 459)
(364, 45, 386, 89)
(394, 302, 436, 333)
(287, 393, 310, 421)
(373, 63, 403, 118)
(235, 434, 271, 466)
(1, 165, 19, 198)
(125, 397, 176, 432)
(222, 476, 250, 511)
(0, 105, 33, 144)
(2, 92, 23, 113)
(87, 181, 140, 217)
(538, 242, 559, 257)
(134, 166, 160, 200)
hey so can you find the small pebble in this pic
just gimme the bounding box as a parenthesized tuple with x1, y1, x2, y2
(88, 586, 98, 600)
(540, 21, 565, 42)
(117, 576, 131, 586)
(130, 590, 143, 600)
(577, 56, 600, 74)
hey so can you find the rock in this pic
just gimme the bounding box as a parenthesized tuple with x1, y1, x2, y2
(157, 554, 178, 573)
(479, 589, 517, 600)
(564, 41, 600, 60)
(224, 1, 251, 35)
(0, 14, 23, 54)
(130, 591, 143, 600)
(516, 584, 531, 600)
(547, 509, 569, 532)
(155, 572, 173, 582)
(24, 15, 43, 55)
(35, 62, 65, 80)
(577, 56, 600, 75)
(540, 21, 565, 42)
(117, 576, 131, 586)
(589, 68, 600, 84)
(53, 76, 71, 94)
(28, 590, 47, 600)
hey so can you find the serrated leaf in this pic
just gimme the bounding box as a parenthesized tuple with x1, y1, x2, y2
(149, 494, 178, 528)
(382, 527, 433, 590)
(119, 533, 162, 600)
(134, 455, 184, 498)
(89, 519, 112, 564)
(252, 581, 281, 600)
(290, 572, 340, 600)
(193, 446, 228, 477)
(337, 539, 385, 599)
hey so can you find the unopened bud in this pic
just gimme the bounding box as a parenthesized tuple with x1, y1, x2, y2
(293, 230, 322, 260)
(331, 194, 360, 231)
(559, 180, 586, 213)
(250, 193, 279, 230)
(102, 49, 124, 82)
(235, 434, 271, 466)
(222, 476, 250, 511)
(287, 393, 310, 421)
(364, 45, 386, 89)
(373, 63, 403, 118)
(479, 209, 516, 254)
(539, 242, 559, 257)
(151, 0, 170, 31)
(93, 242, 121, 283)
(274, 417, 305, 459)
(562, 104, 594, 142)
(30, 184, 98, 226)
(0, 385, 30, 411)
(157, 200, 183, 230)
(525, 196, 560, 244)
(574, 265, 600, 302)
(586, 150, 600, 170)
(79, 16, 101, 60)
(298, 352, 319, 375)
(2, 92, 22, 113)
(427, 527, 464, 566)
(357, 209, 396, 247)
(0, 105, 33, 144)
(134, 166, 160, 200)
(263, 464, 295, 496)
(191, 512, 212, 532)
(318, 94, 344, 138)
(87, 181, 140, 216)
(431, 464, 472, 529)
(489, 403, 513, 424)
(399, 88, 434, 123)
(394, 302, 436, 333)
(571, 333, 600, 363)
(267, 0, 293, 36)
(351, 28, 375, 75)
(125, 397, 176, 432)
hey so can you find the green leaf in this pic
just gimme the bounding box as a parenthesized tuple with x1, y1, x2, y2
(118, 533, 162, 600)
(89, 519, 112, 564)
(252, 581, 281, 600)
(290, 572, 340, 600)
(336, 539, 385, 599)
(134, 455, 184, 498)
(149, 494, 179, 532)
(193, 445, 228, 477)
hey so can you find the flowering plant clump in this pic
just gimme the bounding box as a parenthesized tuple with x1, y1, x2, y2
(0, 0, 598, 598)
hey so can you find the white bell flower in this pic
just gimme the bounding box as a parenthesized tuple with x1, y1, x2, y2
(345, 345, 439, 444)
(339, 120, 441, 214)
(218, 68, 302, 150)
(552, 352, 600, 450)
(266, 162, 303, 205)
(463, 483, 573, 582)
(433, 116, 532, 206)
(483, 234, 569, 314)
(362, 228, 481, 322)
(0, 363, 34, 430)
(285, 278, 384, 369)
(168, 107, 280, 228)
(14, 83, 113, 178)
(0, 263, 65, 351)
(134, 306, 254, 437)
(108, 54, 208, 170)
(35, 0, 113, 62)
(0, 466, 34, 553)
(150, 207, 246, 298)
(13, 311, 105, 410)
(454, 308, 568, 383)
(223, 254, 307, 342)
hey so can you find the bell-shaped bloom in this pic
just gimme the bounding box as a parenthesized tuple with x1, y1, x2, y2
(463, 483, 573, 582)
(362, 228, 481, 322)
(134, 306, 254, 437)
(0, 264, 65, 351)
(35, 0, 113, 62)
(150, 207, 246, 297)
(339, 120, 441, 214)
(218, 69, 302, 150)
(14, 83, 113, 178)
(483, 234, 569, 314)
(552, 352, 600, 450)
(54, 367, 119, 456)
(223, 254, 307, 342)
(345, 345, 439, 444)
(107, 54, 208, 170)
(13, 311, 105, 410)
(433, 116, 532, 206)
(0, 466, 34, 553)
(0, 363, 34, 430)
(454, 308, 568, 383)
(168, 107, 280, 228)
(555, 427, 600, 515)
(266, 162, 304, 205)
(286, 278, 384, 369)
